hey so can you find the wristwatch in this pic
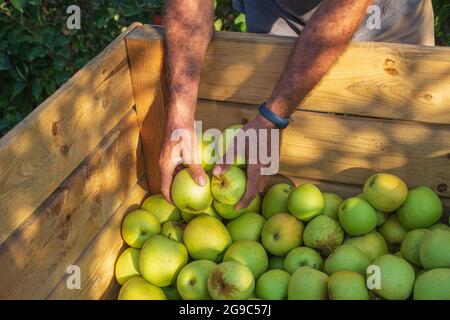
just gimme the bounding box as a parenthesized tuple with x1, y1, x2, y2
(258, 102, 291, 129)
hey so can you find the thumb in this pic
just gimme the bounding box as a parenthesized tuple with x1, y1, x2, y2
(189, 164, 207, 187)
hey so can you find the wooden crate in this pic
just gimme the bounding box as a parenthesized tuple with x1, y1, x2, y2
(0, 23, 449, 299)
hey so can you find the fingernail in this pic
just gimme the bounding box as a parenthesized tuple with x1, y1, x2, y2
(197, 175, 206, 186)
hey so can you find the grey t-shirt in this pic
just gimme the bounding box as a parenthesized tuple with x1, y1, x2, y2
(232, 0, 435, 45)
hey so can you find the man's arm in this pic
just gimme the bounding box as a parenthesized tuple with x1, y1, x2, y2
(214, 0, 374, 209)
(265, 0, 373, 118)
(160, 0, 214, 202)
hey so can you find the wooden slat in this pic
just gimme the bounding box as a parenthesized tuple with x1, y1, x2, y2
(0, 109, 145, 299)
(126, 25, 167, 194)
(196, 100, 450, 198)
(0, 23, 141, 245)
(47, 180, 148, 300)
(198, 31, 450, 124)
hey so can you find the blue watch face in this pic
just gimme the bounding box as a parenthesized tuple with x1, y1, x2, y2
(258, 103, 290, 129)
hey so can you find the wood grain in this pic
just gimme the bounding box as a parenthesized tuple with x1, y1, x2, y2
(0, 23, 141, 245)
(0, 110, 145, 299)
(198, 31, 450, 124)
(47, 180, 148, 300)
(126, 25, 167, 194)
(196, 100, 450, 198)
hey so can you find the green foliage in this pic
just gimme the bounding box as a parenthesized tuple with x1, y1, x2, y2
(0, 1, 448, 136)
(214, 0, 246, 32)
(0, 0, 162, 135)
(433, 0, 450, 45)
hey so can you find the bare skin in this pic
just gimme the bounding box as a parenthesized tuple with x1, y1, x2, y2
(160, 0, 373, 207)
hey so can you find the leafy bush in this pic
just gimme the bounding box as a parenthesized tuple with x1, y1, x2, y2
(0, 0, 448, 136)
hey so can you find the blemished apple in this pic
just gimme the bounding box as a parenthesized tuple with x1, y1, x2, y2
(287, 184, 325, 221)
(226, 212, 266, 242)
(121, 209, 161, 248)
(171, 168, 213, 214)
(177, 260, 216, 300)
(115, 247, 141, 285)
(139, 234, 188, 287)
(218, 124, 246, 168)
(161, 221, 187, 243)
(183, 215, 232, 262)
(261, 212, 304, 256)
(141, 194, 181, 224)
(262, 183, 294, 219)
(118, 277, 167, 300)
(255, 269, 291, 300)
(223, 240, 269, 278)
(211, 166, 247, 206)
(207, 261, 255, 300)
(213, 194, 261, 220)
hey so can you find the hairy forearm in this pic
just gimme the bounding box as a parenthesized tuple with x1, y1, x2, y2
(266, 0, 373, 118)
(164, 0, 214, 127)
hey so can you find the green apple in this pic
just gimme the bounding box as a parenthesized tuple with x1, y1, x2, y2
(139, 234, 188, 287)
(324, 244, 371, 276)
(400, 229, 430, 267)
(303, 215, 344, 256)
(344, 231, 388, 262)
(214, 194, 261, 219)
(183, 215, 232, 262)
(208, 261, 255, 300)
(177, 260, 216, 300)
(371, 254, 415, 300)
(284, 247, 323, 274)
(397, 186, 443, 230)
(262, 183, 294, 219)
(141, 194, 181, 224)
(161, 221, 186, 243)
(162, 286, 181, 300)
(121, 209, 161, 248)
(115, 247, 140, 285)
(322, 192, 343, 220)
(288, 267, 329, 300)
(226, 212, 265, 241)
(261, 213, 304, 256)
(171, 168, 213, 214)
(223, 240, 269, 278)
(268, 256, 285, 270)
(287, 184, 324, 221)
(363, 173, 408, 212)
(328, 271, 370, 300)
(211, 166, 246, 206)
(118, 277, 166, 300)
(218, 124, 246, 167)
(338, 197, 377, 236)
(255, 269, 290, 300)
(379, 214, 408, 245)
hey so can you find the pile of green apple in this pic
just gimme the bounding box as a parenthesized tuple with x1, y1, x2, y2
(115, 134, 450, 301)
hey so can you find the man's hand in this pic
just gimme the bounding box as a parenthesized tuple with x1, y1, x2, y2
(213, 115, 279, 210)
(159, 116, 207, 203)
(160, 0, 214, 203)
